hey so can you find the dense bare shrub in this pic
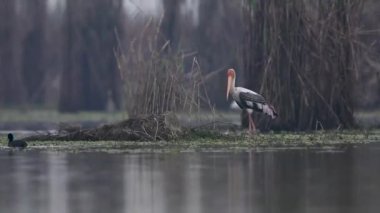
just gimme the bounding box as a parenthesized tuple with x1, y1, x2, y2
(243, 0, 363, 130)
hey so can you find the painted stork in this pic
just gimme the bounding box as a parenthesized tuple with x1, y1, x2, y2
(226, 69, 277, 133)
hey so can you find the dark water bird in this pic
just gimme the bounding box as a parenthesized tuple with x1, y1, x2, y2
(7, 133, 28, 148)
(226, 68, 278, 133)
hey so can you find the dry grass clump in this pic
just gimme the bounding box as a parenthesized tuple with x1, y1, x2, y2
(115, 19, 208, 116)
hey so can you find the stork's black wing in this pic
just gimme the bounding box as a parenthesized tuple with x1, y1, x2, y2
(239, 92, 266, 104)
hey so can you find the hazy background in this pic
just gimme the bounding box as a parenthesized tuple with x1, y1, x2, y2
(0, 0, 243, 110)
(0, 0, 379, 130)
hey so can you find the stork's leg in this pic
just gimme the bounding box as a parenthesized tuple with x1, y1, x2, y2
(248, 113, 252, 132)
(248, 113, 256, 134)
(251, 117, 256, 133)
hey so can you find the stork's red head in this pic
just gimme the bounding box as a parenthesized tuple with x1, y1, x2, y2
(226, 68, 236, 100)
(227, 69, 236, 78)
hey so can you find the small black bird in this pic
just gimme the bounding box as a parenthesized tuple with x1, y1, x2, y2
(7, 133, 27, 148)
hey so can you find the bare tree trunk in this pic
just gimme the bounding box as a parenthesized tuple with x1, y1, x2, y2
(58, 0, 83, 112)
(0, 0, 26, 106)
(59, 0, 123, 112)
(160, 0, 181, 50)
(197, 0, 244, 108)
(21, 0, 47, 104)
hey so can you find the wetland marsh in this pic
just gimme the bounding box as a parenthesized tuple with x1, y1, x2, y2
(1, 142, 380, 213)
(1, 111, 380, 213)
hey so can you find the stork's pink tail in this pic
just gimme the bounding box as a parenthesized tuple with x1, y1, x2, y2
(263, 104, 278, 119)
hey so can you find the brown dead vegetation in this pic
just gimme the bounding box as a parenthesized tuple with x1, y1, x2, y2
(24, 114, 182, 141)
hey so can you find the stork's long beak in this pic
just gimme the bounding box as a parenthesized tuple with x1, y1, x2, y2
(226, 76, 232, 100)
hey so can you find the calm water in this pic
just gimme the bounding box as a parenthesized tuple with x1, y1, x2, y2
(0, 144, 380, 213)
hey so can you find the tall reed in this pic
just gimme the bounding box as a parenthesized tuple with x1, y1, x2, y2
(243, 0, 363, 130)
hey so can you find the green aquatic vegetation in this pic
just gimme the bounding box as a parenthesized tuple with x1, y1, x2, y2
(1, 129, 379, 153)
